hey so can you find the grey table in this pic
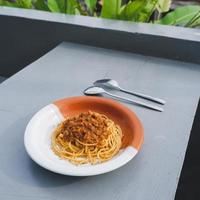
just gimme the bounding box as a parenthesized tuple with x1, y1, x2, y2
(0, 76, 6, 83)
(0, 42, 200, 200)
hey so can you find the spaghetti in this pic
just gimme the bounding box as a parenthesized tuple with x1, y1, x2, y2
(51, 111, 123, 165)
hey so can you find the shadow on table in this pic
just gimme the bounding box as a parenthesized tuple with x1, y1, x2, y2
(28, 158, 85, 187)
(0, 115, 85, 188)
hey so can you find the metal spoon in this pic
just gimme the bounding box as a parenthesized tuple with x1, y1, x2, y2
(93, 79, 165, 105)
(84, 86, 164, 112)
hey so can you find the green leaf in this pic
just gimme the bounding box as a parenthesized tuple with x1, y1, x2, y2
(137, 0, 158, 22)
(0, 0, 32, 8)
(66, 0, 78, 14)
(186, 10, 200, 27)
(34, 0, 50, 11)
(119, 0, 158, 22)
(18, 0, 32, 8)
(85, 0, 97, 13)
(47, 0, 79, 14)
(75, 7, 80, 15)
(0, 0, 18, 7)
(47, 0, 65, 13)
(119, 0, 146, 21)
(157, 5, 200, 26)
(156, 0, 171, 13)
(101, 0, 122, 19)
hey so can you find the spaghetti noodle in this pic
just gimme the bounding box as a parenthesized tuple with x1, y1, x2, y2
(51, 111, 123, 165)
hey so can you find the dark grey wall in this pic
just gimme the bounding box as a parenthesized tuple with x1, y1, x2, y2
(0, 15, 62, 77)
(0, 14, 200, 77)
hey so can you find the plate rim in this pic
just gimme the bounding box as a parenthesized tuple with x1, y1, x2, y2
(24, 96, 144, 176)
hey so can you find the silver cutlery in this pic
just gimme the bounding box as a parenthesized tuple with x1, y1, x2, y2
(84, 86, 164, 112)
(94, 79, 165, 105)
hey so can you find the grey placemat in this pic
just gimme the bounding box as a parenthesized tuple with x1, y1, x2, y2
(0, 42, 200, 200)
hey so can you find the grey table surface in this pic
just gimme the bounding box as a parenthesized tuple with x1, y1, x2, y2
(0, 42, 200, 200)
(0, 76, 6, 83)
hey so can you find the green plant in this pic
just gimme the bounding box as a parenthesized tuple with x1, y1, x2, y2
(101, 0, 121, 19)
(0, 0, 32, 8)
(156, 5, 200, 27)
(119, 0, 150, 21)
(0, 0, 199, 28)
(157, 0, 171, 13)
(85, 0, 97, 15)
(33, 0, 49, 11)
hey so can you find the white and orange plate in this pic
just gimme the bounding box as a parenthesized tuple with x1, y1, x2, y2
(24, 96, 144, 176)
